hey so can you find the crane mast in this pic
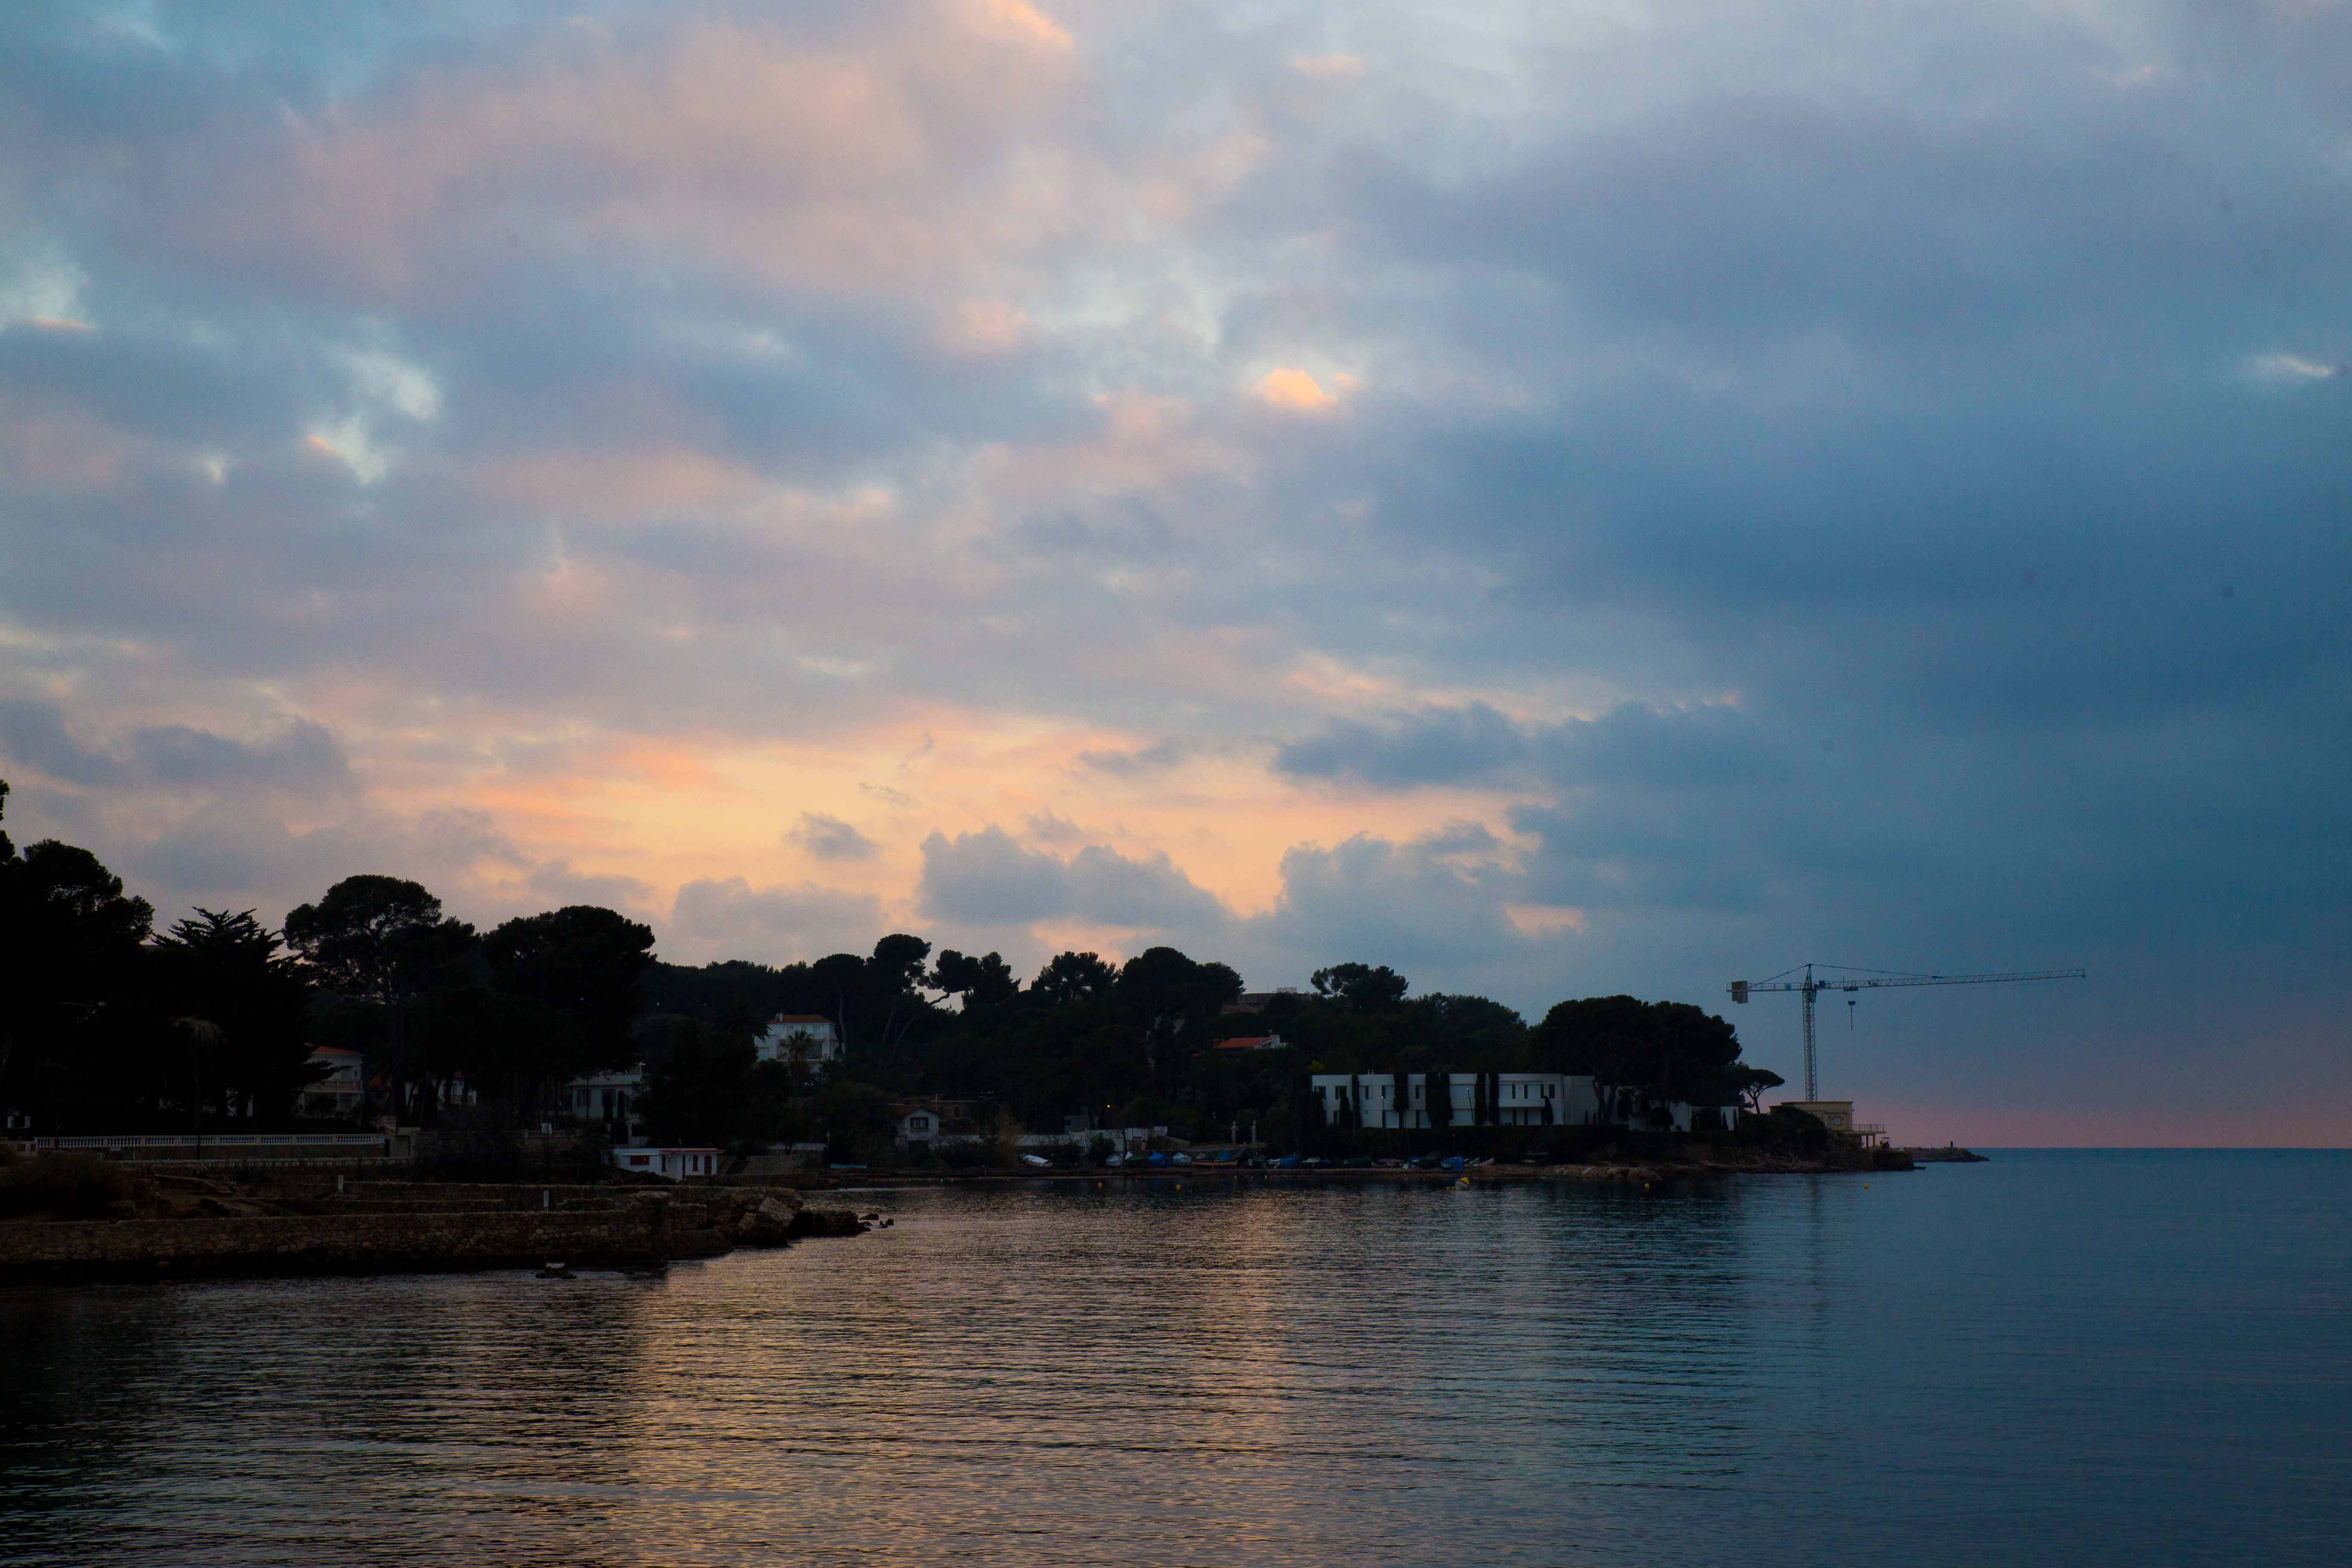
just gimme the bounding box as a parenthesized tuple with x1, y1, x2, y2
(1728, 963, 2086, 1100)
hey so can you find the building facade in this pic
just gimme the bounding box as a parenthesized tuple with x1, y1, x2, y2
(1310, 1072, 1605, 1130)
(755, 1015, 843, 1073)
(301, 1046, 365, 1119)
(569, 1067, 645, 1130)
(610, 1145, 721, 1180)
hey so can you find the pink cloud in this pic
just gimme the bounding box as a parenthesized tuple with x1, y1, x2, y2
(1256, 367, 1336, 411)
(471, 447, 763, 517)
(187, 5, 1091, 303)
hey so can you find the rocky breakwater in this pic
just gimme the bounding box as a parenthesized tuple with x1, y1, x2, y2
(0, 1162, 878, 1286)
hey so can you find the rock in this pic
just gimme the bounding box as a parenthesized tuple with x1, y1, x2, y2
(785, 1207, 866, 1239)
(734, 1194, 802, 1246)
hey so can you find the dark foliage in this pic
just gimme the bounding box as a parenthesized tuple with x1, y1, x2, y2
(1534, 995, 1746, 1122)
(151, 909, 320, 1121)
(482, 905, 655, 1071)
(0, 776, 1783, 1158)
(285, 874, 475, 1119)
(0, 1154, 138, 1218)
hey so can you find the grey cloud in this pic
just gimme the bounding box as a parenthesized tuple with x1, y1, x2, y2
(1064, 845, 1230, 932)
(523, 860, 655, 912)
(1506, 798, 1780, 916)
(0, 699, 355, 795)
(1274, 702, 1529, 787)
(791, 812, 878, 862)
(1277, 701, 1769, 793)
(1244, 829, 1534, 980)
(1023, 810, 1087, 846)
(0, 700, 102, 784)
(105, 798, 519, 927)
(1414, 819, 1505, 860)
(1077, 739, 1189, 777)
(918, 827, 1069, 925)
(131, 719, 352, 791)
(918, 826, 1232, 935)
(668, 877, 883, 964)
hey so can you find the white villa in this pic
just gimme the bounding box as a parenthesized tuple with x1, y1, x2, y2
(569, 1067, 644, 1127)
(755, 1014, 843, 1072)
(301, 1046, 365, 1119)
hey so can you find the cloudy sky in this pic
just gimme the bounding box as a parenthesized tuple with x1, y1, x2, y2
(4, 0, 2346, 1143)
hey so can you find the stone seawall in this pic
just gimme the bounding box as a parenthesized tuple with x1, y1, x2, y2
(0, 1202, 671, 1285)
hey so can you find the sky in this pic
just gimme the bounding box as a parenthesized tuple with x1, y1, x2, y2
(2, 0, 2346, 1145)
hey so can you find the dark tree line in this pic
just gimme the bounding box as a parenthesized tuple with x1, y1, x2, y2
(635, 937, 1781, 1157)
(3, 772, 1781, 1152)
(2, 781, 315, 1130)
(1, 780, 655, 1133)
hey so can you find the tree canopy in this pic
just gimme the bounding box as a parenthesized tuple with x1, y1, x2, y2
(1533, 995, 1749, 1119)
(0, 775, 1786, 1154)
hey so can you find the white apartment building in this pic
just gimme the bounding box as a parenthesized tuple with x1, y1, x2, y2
(1310, 1072, 1604, 1130)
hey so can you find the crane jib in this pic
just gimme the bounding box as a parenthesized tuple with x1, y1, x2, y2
(1723, 965, 2085, 1100)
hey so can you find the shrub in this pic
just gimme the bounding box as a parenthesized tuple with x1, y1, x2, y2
(0, 1154, 139, 1219)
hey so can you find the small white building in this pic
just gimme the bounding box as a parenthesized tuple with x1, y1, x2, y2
(899, 1107, 940, 1144)
(755, 1014, 843, 1073)
(301, 1046, 365, 1118)
(1211, 1033, 1286, 1053)
(611, 1145, 722, 1180)
(568, 1067, 644, 1126)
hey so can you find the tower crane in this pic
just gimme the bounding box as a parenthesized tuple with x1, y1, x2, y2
(1728, 964, 2085, 1101)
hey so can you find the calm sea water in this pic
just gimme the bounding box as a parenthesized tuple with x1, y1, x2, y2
(3, 1150, 2347, 1567)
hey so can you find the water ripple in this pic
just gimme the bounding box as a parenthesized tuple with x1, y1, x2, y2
(3, 1157, 2347, 1567)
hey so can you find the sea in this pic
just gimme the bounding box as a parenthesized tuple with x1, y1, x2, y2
(2, 1149, 2346, 1567)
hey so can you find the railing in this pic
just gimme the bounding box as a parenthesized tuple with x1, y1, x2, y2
(33, 1133, 389, 1149)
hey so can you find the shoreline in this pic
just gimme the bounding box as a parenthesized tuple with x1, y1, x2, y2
(2, 1146, 1956, 1288)
(0, 1178, 864, 1288)
(823, 1146, 1929, 1189)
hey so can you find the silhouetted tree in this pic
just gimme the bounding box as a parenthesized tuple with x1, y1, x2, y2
(150, 909, 317, 1122)
(284, 876, 474, 1121)
(1311, 962, 1411, 1010)
(1535, 995, 1746, 1126)
(929, 949, 1020, 1007)
(1031, 950, 1117, 1006)
(0, 795, 155, 1127)
(482, 904, 655, 1077)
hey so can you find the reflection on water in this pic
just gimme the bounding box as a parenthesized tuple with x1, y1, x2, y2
(3, 1155, 2348, 1567)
